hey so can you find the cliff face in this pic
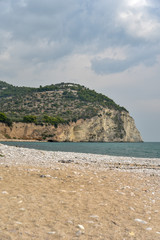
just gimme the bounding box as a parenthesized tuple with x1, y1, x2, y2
(0, 108, 142, 142)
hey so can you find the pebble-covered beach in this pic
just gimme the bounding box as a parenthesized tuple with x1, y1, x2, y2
(0, 143, 160, 175)
(0, 143, 160, 239)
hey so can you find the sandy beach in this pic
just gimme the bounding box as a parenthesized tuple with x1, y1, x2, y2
(0, 143, 160, 239)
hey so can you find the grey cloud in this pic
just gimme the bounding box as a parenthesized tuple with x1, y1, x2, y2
(91, 54, 157, 75)
(0, 0, 124, 44)
(22, 40, 73, 63)
(0, 0, 160, 71)
(91, 42, 160, 74)
(91, 58, 129, 74)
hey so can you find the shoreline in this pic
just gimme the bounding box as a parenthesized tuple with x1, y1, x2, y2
(0, 139, 41, 142)
(0, 143, 160, 239)
(0, 141, 160, 160)
(0, 143, 160, 175)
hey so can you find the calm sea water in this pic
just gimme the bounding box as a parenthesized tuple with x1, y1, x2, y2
(0, 141, 160, 158)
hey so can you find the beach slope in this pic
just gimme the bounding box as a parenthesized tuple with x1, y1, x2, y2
(0, 144, 160, 239)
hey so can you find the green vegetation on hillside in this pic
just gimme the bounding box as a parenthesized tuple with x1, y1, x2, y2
(42, 115, 65, 127)
(0, 81, 128, 123)
(0, 112, 65, 127)
(23, 115, 37, 124)
(0, 80, 35, 98)
(0, 112, 12, 126)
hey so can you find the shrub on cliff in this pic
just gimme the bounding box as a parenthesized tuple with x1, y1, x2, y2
(42, 115, 65, 127)
(23, 115, 37, 123)
(0, 112, 12, 127)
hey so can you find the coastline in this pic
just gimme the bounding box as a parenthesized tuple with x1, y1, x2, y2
(0, 143, 160, 175)
(0, 143, 160, 239)
(0, 139, 41, 142)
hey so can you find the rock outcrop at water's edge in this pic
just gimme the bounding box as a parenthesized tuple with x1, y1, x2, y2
(0, 108, 142, 142)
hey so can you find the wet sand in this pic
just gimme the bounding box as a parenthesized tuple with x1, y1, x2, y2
(0, 144, 160, 239)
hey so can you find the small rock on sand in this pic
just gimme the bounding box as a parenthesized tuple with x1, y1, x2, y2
(78, 224, 85, 230)
(135, 219, 147, 224)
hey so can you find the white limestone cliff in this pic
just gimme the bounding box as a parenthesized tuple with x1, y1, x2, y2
(0, 108, 142, 142)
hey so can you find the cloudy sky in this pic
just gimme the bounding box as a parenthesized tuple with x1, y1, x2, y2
(0, 0, 160, 141)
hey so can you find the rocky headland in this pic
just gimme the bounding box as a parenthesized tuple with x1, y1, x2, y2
(0, 81, 142, 142)
(0, 108, 142, 142)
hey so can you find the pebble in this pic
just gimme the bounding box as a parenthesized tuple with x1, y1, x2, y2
(2, 191, 8, 194)
(40, 174, 52, 178)
(40, 175, 46, 178)
(78, 224, 85, 230)
(119, 191, 125, 195)
(146, 227, 152, 231)
(130, 207, 135, 211)
(135, 219, 147, 224)
(129, 232, 135, 236)
(20, 208, 25, 211)
(15, 221, 22, 225)
(48, 231, 56, 235)
(90, 215, 99, 218)
(87, 221, 94, 224)
(58, 160, 74, 163)
(67, 220, 73, 225)
(76, 230, 82, 236)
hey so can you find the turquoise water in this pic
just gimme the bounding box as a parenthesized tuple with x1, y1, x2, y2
(0, 142, 160, 158)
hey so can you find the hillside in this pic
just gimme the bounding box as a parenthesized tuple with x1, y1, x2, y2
(0, 80, 142, 142)
(0, 81, 127, 122)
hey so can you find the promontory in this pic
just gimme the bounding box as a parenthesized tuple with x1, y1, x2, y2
(0, 81, 142, 142)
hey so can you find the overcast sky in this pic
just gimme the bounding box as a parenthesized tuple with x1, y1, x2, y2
(0, 0, 160, 141)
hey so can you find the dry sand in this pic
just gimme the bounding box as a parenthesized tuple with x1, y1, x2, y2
(0, 144, 160, 239)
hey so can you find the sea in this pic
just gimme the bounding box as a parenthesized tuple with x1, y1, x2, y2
(0, 141, 160, 159)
